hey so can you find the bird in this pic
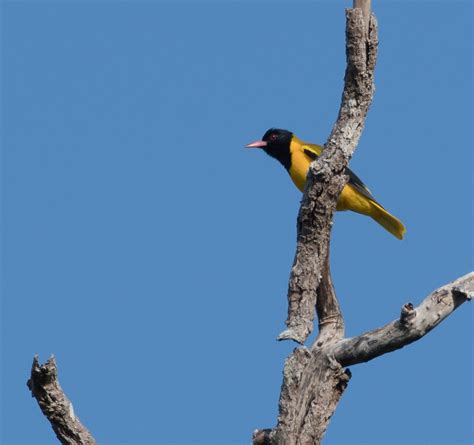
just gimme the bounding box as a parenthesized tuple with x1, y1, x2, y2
(246, 128, 406, 239)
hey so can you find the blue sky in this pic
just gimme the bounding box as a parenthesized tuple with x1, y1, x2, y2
(1, 1, 472, 444)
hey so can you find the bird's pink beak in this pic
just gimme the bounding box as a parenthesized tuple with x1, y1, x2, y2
(245, 140, 267, 149)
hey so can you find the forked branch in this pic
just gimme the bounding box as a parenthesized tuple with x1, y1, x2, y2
(254, 273, 472, 445)
(251, 1, 472, 444)
(254, 5, 379, 443)
(278, 6, 378, 345)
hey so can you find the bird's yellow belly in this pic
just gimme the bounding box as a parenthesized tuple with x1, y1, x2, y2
(289, 164, 308, 193)
(289, 162, 372, 216)
(337, 185, 372, 215)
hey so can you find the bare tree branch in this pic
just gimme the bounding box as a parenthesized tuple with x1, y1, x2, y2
(354, 0, 372, 27)
(252, 1, 472, 444)
(24, 3, 470, 445)
(278, 5, 378, 345)
(254, 272, 473, 445)
(252, 4, 378, 443)
(27, 355, 97, 445)
(334, 272, 474, 366)
(314, 249, 344, 347)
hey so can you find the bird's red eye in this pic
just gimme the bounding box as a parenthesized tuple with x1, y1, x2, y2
(270, 134, 278, 141)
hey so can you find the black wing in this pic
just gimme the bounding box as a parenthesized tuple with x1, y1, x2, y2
(345, 168, 377, 203)
(303, 148, 377, 203)
(303, 148, 320, 160)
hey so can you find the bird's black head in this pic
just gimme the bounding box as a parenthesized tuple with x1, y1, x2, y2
(246, 128, 293, 170)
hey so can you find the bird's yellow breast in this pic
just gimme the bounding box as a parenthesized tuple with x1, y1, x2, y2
(256, 129, 405, 239)
(288, 150, 311, 192)
(287, 137, 371, 214)
(287, 137, 323, 192)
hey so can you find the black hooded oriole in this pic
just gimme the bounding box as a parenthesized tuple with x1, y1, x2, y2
(246, 128, 405, 239)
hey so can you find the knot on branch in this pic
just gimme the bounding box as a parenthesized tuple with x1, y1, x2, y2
(335, 368, 352, 393)
(452, 280, 474, 301)
(252, 429, 272, 445)
(400, 303, 416, 327)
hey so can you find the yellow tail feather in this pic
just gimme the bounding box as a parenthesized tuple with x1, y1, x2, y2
(370, 202, 406, 240)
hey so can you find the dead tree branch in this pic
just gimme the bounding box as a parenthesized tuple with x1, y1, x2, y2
(256, 5, 379, 442)
(278, 5, 378, 345)
(254, 273, 472, 445)
(27, 355, 97, 445)
(252, 1, 472, 444)
(334, 272, 474, 366)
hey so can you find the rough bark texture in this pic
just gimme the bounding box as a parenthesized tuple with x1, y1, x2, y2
(254, 273, 473, 445)
(27, 356, 97, 445)
(251, 5, 379, 444)
(251, 1, 472, 444)
(334, 272, 474, 366)
(314, 253, 344, 347)
(354, 0, 371, 24)
(278, 7, 378, 345)
(26, 2, 471, 445)
(270, 350, 351, 445)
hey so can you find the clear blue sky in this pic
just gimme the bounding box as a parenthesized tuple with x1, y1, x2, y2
(1, 1, 472, 444)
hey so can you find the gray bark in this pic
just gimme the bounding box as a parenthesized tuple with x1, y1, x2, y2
(252, 1, 472, 444)
(25, 2, 471, 445)
(253, 5, 378, 443)
(254, 273, 473, 445)
(27, 356, 97, 445)
(334, 272, 474, 366)
(354, 0, 372, 25)
(278, 6, 378, 345)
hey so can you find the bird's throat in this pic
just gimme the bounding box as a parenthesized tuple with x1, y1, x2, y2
(263, 145, 291, 171)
